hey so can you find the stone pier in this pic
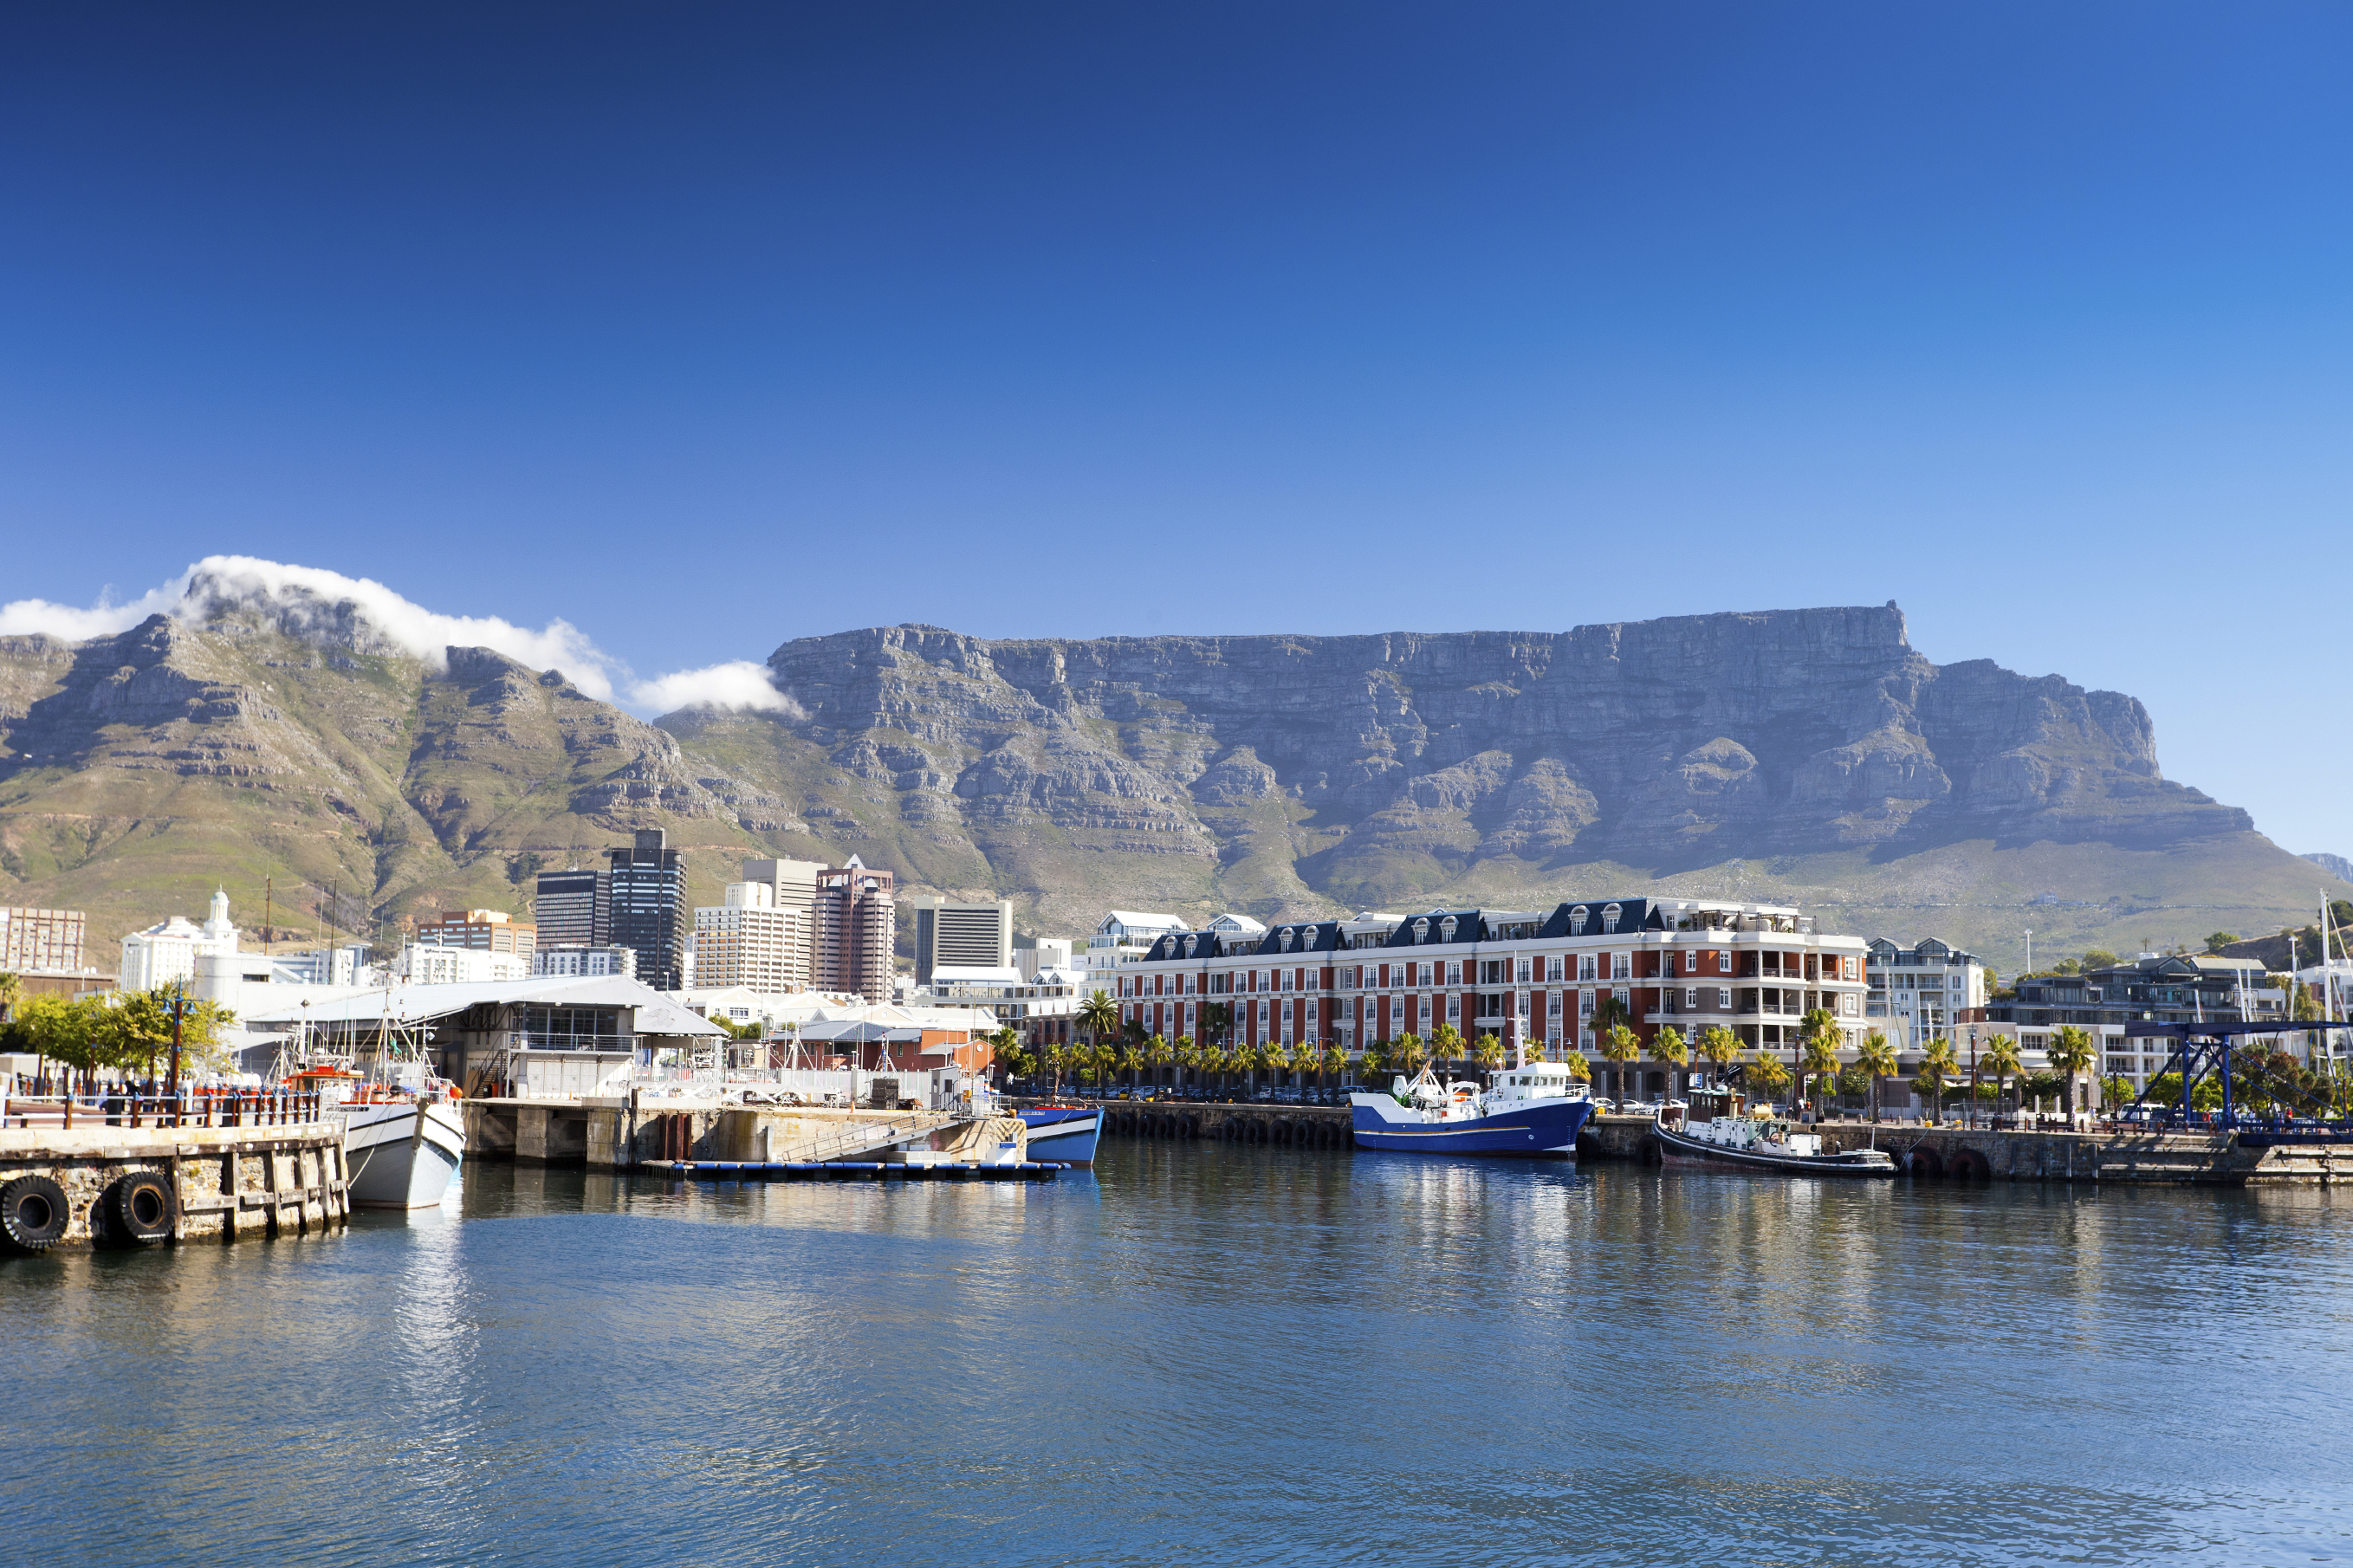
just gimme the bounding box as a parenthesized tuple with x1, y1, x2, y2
(1, 1124, 351, 1249)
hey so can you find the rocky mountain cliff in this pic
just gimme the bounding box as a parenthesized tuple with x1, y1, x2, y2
(0, 592, 2339, 972)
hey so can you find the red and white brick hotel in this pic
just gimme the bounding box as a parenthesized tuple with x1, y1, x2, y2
(1116, 897, 1870, 1098)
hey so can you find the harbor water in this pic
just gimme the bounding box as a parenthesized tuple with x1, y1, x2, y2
(4, 1142, 2350, 1565)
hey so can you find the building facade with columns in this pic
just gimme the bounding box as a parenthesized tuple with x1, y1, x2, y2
(1119, 897, 1870, 1098)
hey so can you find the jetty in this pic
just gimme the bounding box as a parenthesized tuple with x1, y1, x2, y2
(462, 1091, 1032, 1171)
(1, 1091, 351, 1251)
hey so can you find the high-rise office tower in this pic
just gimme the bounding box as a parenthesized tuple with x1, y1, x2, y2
(691, 882, 802, 993)
(814, 857, 894, 1001)
(738, 856, 823, 988)
(911, 897, 1012, 984)
(535, 870, 609, 948)
(608, 828, 688, 991)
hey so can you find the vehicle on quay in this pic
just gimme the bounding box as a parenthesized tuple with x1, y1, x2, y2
(1349, 1059, 1593, 1157)
(1652, 1090, 1894, 1177)
(1015, 1103, 1105, 1166)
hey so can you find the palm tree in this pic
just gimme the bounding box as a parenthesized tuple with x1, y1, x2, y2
(0, 970, 22, 1025)
(1650, 1025, 1689, 1100)
(1250, 1038, 1280, 1094)
(1288, 1035, 1318, 1095)
(1319, 1039, 1346, 1098)
(1855, 1030, 1899, 1123)
(1148, 1032, 1175, 1092)
(1589, 993, 1636, 1100)
(1799, 1007, 1842, 1118)
(1397, 1031, 1428, 1077)
(1915, 1038, 1958, 1124)
(1359, 1037, 1388, 1079)
(1747, 1048, 1792, 1106)
(1431, 1021, 1465, 1079)
(989, 1025, 1029, 1087)
(1077, 990, 1120, 1066)
(1560, 1048, 1591, 1085)
(1473, 1032, 1505, 1085)
(1600, 1023, 1642, 1105)
(1980, 1033, 2023, 1122)
(1697, 1025, 1742, 1092)
(2045, 1024, 2097, 1119)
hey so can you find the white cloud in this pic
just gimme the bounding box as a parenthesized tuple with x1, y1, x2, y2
(0, 555, 798, 718)
(625, 660, 804, 716)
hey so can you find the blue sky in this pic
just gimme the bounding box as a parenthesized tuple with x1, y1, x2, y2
(3, 3, 2348, 857)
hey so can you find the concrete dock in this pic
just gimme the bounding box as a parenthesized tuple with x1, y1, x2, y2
(463, 1095, 1029, 1170)
(1, 1123, 351, 1249)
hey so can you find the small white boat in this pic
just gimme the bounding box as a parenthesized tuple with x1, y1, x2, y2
(1655, 1089, 1894, 1177)
(293, 1064, 467, 1208)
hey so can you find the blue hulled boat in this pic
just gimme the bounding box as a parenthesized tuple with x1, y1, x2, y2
(1350, 1063, 1593, 1157)
(1017, 1105, 1104, 1167)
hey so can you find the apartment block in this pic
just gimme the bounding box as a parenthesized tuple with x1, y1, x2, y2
(418, 908, 537, 960)
(739, 856, 823, 988)
(0, 905, 87, 974)
(815, 857, 894, 1002)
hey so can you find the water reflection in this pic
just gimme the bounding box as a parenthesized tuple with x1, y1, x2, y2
(5, 1147, 2351, 1565)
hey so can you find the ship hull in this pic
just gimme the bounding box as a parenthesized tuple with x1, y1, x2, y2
(1017, 1107, 1103, 1167)
(1654, 1119, 1894, 1176)
(341, 1099, 467, 1208)
(1350, 1094, 1592, 1156)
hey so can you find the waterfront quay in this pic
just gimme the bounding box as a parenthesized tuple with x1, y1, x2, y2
(462, 1093, 1030, 1170)
(1070, 1098, 2353, 1184)
(0, 1118, 351, 1250)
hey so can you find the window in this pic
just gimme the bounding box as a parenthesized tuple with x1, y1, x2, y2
(1685, 988, 1699, 1010)
(1548, 992, 1563, 1016)
(1447, 995, 1462, 1020)
(1516, 959, 1532, 984)
(1613, 988, 1630, 1008)
(1612, 955, 1630, 981)
(1580, 956, 1598, 982)
(1547, 956, 1564, 982)
(1601, 903, 1623, 935)
(1717, 951, 1732, 974)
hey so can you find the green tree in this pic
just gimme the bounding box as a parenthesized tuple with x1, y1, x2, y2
(1289, 1034, 1319, 1090)
(18, 995, 103, 1091)
(993, 1026, 1034, 1085)
(0, 971, 21, 1025)
(1472, 1032, 1505, 1083)
(1431, 1021, 1465, 1078)
(1396, 1031, 1428, 1077)
(1560, 1048, 1591, 1085)
(1600, 1023, 1643, 1105)
(2080, 949, 2119, 972)
(1914, 1038, 1959, 1124)
(2045, 1023, 2097, 1117)
(1697, 1026, 1742, 1091)
(1799, 1008, 1843, 1117)
(1980, 1033, 2024, 1119)
(2097, 1072, 2136, 1111)
(1590, 992, 1635, 1043)
(1359, 1037, 1389, 1077)
(1746, 1048, 1791, 1103)
(1319, 1039, 1346, 1096)
(2205, 931, 2241, 954)
(1855, 1030, 1899, 1123)
(1650, 1025, 1689, 1098)
(1147, 1032, 1174, 1092)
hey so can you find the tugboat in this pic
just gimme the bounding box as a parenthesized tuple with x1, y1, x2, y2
(1350, 1059, 1593, 1157)
(1653, 1088, 1894, 1177)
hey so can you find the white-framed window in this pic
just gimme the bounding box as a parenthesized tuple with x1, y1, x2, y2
(1580, 990, 1595, 1015)
(1613, 988, 1630, 1008)
(1548, 991, 1563, 1017)
(1580, 956, 1598, 982)
(1515, 959, 1532, 983)
(1447, 995, 1462, 1020)
(1612, 955, 1630, 981)
(1685, 988, 1699, 1009)
(1547, 956, 1565, 982)
(1717, 951, 1733, 974)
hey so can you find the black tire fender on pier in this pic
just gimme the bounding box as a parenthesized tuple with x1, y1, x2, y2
(1, 1174, 71, 1252)
(104, 1171, 174, 1244)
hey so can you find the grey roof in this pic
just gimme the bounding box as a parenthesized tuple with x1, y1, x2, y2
(241, 975, 725, 1036)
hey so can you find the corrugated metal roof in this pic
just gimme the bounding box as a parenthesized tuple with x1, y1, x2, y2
(242, 975, 725, 1035)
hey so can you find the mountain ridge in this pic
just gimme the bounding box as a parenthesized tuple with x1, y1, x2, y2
(0, 589, 2339, 975)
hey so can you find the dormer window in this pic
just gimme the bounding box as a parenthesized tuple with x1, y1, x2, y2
(1279, 928, 1295, 952)
(1302, 927, 1319, 949)
(1570, 906, 1589, 936)
(1413, 918, 1429, 943)
(1182, 935, 1197, 957)
(1601, 903, 1623, 935)
(1440, 916, 1458, 943)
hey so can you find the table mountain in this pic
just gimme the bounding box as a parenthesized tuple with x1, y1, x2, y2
(0, 590, 2340, 974)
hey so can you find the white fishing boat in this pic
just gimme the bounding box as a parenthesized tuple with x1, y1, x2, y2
(279, 999, 467, 1210)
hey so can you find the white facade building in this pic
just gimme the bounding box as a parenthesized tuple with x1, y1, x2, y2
(1864, 938, 1989, 1052)
(533, 944, 638, 979)
(690, 882, 802, 994)
(119, 888, 241, 993)
(395, 943, 529, 986)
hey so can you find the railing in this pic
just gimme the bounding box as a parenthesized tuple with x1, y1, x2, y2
(3, 1087, 328, 1130)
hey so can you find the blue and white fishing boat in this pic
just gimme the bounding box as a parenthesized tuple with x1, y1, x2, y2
(1350, 1061, 1593, 1157)
(1016, 1105, 1104, 1167)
